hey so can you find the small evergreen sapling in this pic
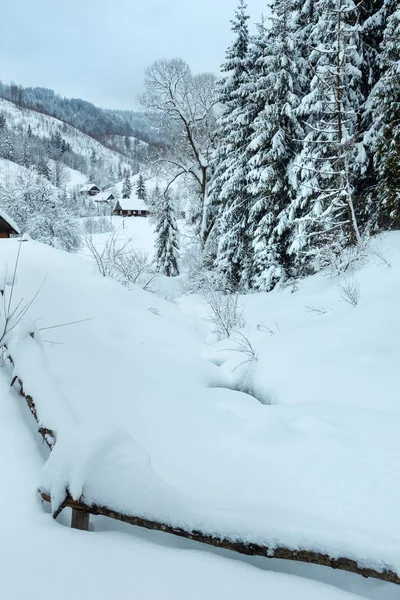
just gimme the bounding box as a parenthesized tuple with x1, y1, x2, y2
(122, 173, 132, 199)
(154, 190, 180, 277)
(136, 173, 147, 201)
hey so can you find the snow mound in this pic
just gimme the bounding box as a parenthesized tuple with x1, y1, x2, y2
(41, 422, 192, 522)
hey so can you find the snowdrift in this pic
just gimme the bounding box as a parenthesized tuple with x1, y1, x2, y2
(1, 234, 400, 598)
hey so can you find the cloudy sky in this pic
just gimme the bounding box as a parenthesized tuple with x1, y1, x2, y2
(1, 0, 268, 110)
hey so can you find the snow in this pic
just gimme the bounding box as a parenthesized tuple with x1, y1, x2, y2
(1, 232, 400, 598)
(63, 165, 88, 190)
(2, 372, 372, 600)
(7, 326, 77, 437)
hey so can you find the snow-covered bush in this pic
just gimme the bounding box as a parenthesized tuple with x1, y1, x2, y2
(339, 278, 361, 307)
(114, 249, 156, 291)
(85, 231, 155, 290)
(0, 168, 82, 252)
(313, 237, 370, 278)
(202, 284, 246, 340)
(83, 216, 114, 235)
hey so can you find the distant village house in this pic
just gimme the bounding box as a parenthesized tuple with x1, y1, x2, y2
(95, 191, 115, 204)
(113, 199, 148, 217)
(80, 183, 100, 196)
(0, 209, 20, 239)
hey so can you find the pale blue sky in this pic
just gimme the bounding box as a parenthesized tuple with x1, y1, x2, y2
(0, 0, 268, 109)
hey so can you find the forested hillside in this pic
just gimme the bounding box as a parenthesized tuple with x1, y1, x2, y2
(0, 81, 160, 144)
(208, 0, 400, 291)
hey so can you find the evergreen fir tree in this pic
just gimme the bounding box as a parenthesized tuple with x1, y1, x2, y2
(136, 173, 147, 201)
(0, 127, 14, 161)
(155, 190, 180, 277)
(209, 1, 256, 289)
(353, 0, 397, 230)
(21, 140, 31, 168)
(122, 173, 132, 198)
(288, 0, 363, 271)
(37, 156, 50, 179)
(247, 0, 305, 290)
(367, 8, 400, 229)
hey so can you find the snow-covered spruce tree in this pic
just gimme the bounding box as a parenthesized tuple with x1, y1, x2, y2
(122, 173, 132, 198)
(247, 0, 305, 290)
(366, 8, 400, 230)
(154, 190, 179, 277)
(0, 127, 14, 161)
(357, 0, 398, 228)
(351, 0, 397, 230)
(288, 0, 363, 273)
(210, 2, 260, 290)
(21, 140, 31, 168)
(146, 184, 161, 223)
(37, 155, 50, 180)
(136, 173, 147, 201)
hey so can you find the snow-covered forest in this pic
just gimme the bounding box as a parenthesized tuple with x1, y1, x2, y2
(1, 0, 400, 598)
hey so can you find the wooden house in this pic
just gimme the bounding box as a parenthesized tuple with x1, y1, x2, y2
(80, 183, 100, 196)
(113, 199, 149, 217)
(0, 209, 20, 238)
(95, 191, 115, 204)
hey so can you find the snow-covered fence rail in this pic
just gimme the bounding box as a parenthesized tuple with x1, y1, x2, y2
(38, 491, 400, 586)
(4, 330, 400, 587)
(5, 329, 76, 449)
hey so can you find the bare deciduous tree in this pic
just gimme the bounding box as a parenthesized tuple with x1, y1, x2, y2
(139, 58, 217, 245)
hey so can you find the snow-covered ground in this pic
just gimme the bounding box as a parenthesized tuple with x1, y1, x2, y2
(0, 231, 399, 599)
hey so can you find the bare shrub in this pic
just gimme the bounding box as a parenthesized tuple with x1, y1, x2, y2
(256, 321, 279, 335)
(315, 237, 370, 277)
(202, 285, 245, 339)
(305, 305, 329, 316)
(224, 331, 258, 372)
(339, 279, 361, 307)
(371, 248, 392, 268)
(85, 230, 130, 278)
(0, 242, 45, 358)
(114, 249, 156, 291)
(83, 216, 114, 235)
(85, 231, 156, 291)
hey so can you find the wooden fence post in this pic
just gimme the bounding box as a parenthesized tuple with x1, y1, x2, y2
(71, 509, 90, 531)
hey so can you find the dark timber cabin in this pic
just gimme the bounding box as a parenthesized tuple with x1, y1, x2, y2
(0, 210, 20, 238)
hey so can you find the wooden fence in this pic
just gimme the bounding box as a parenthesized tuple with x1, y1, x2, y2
(5, 343, 400, 587)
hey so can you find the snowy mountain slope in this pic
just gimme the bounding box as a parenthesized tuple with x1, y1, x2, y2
(0, 237, 399, 598)
(0, 98, 133, 175)
(0, 158, 60, 193)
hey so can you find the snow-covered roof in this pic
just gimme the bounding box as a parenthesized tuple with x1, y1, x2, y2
(115, 197, 148, 212)
(0, 208, 20, 234)
(80, 183, 100, 192)
(95, 191, 115, 202)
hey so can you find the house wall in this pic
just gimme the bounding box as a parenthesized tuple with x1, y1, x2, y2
(0, 231, 9, 239)
(113, 209, 148, 218)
